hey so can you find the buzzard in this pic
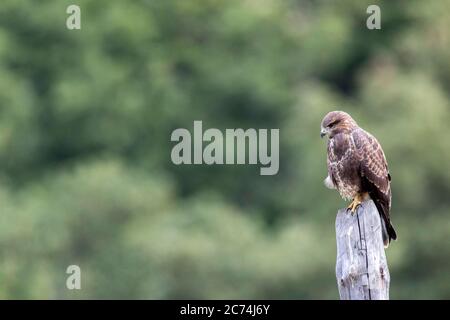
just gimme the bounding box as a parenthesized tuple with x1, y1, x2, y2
(320, 111, 397, 247)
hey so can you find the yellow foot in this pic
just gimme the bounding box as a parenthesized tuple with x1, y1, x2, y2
(347, 195, 363, 214)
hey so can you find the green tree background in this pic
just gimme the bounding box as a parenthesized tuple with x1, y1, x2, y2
(0, 0, 449, 299)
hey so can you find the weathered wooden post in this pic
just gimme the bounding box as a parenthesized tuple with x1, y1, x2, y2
(335, 200, 390, 300)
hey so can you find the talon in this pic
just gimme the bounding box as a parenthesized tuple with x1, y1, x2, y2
(347, 194, 363, 215)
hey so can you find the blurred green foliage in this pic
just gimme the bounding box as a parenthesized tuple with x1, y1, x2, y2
(0, 0, 449, 299)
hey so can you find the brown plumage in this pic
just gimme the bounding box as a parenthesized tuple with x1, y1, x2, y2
(320, 111, 397, 247)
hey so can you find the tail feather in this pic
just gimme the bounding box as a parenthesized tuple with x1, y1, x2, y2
(373, 199, 397, 248)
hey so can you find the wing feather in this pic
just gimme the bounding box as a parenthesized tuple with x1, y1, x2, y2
(353, 129, 397, 245)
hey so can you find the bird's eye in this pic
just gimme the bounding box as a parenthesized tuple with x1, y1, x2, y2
(327, 120, 339, 128)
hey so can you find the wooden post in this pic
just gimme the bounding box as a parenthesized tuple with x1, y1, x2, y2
(335, 200, 390, 300)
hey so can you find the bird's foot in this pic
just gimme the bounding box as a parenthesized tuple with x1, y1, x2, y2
(347, 195, 363, 215)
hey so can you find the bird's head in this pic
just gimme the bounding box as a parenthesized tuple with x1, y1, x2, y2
(320, 111, 357, 139)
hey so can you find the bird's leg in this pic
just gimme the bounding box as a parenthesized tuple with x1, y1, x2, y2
(347, 193, 364, 214)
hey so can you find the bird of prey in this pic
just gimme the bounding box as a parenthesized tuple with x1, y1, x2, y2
(320, 111, 397, 247)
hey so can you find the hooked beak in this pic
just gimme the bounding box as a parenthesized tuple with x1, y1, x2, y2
(320, 128, 327, 138)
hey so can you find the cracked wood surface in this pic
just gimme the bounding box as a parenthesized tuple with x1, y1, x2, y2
(335, 200, 390, 300)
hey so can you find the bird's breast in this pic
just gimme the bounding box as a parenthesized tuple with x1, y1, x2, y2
(328, 133, 362, 200)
